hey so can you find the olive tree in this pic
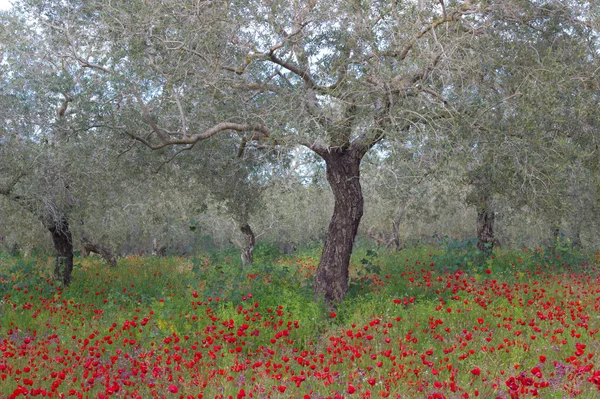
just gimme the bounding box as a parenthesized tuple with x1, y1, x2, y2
(441, 1, 600, 254)
(0, 8, 120, 283)
(176, 138, 289, 265)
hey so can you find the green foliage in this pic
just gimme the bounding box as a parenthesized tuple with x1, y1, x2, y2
(360, 249, 383, 275)
(534, 237, 589, 271)
(0, 256, 53, 298)
(432, 237, 489, 272)
(347, 248, 383, 297)
(252, 242, 284, 264)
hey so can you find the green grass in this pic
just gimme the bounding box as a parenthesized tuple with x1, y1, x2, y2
(0, 244, 599, 399)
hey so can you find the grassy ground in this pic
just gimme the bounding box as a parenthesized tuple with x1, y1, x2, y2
(0, 243, 599, 399)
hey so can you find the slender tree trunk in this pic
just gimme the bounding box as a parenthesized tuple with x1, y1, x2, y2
(240, 223, 255, 267)
(152, 238, 167, 256)
(391, 213, 403, 252)
(47, 218, 74, 286)
(571, 229, 582, 249)
(570, 214, 583, 249)
(314, 149, 364, 305)
(476, 197, 496, 257)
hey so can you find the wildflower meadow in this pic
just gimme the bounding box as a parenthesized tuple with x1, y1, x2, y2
(1, 245, 599, 399)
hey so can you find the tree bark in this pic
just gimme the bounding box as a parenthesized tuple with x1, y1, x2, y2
(476, 197, 496, 257)
(47, 218, 74, 286)
(571, 229, 582, 249)
(0, 191, 75, 285)
(240, 223, 255, 267)
(314, 148, 364, 305)
(82, 236, 117, 267)
(391, 213, 403, 252)
(152, 238, 167, 256)
(366, 213, 403, 251)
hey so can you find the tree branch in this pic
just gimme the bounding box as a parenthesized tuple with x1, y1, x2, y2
(74, 57, 111, 74)
(0, 170, 26, 197)
(127, 89, 171, 143)
(377, 12, 466, 62)
(172, 88, 189, 139)
(421, 87, 449, 105)
(268, 53, 317, 89)
(299, 138, 330, 156)
(154, 143, 198, 172)
(229, 238, 244, 251)
(128, 121, 272, 150)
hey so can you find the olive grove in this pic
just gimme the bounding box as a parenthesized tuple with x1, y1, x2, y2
(0, 0, 599, 304)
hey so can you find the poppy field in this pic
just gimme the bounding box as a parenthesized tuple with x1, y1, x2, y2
(1, 245, 600, 399)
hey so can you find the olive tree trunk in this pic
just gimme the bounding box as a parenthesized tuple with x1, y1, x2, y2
(476, 197, 496, 257)
(240, 223, 255, 267)
(0, 191, 75, 285)
(47, 218, 74, 286)
(365, 211, 403, 251)
(230, 223, 256, 267)
(571, 222, 582, 249)
(391, 212, 403, 252)
(313, 148, 364, 305)
(82, 236, 117, 267)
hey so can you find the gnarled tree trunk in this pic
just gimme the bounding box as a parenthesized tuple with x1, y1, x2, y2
(0, 190, 75, 285)
(391, 213, 403, 252)
(230, 223, 256, 266)
(152, 238, 167, 256)
(240, 223, 255, 267)
(47, 218, 74, 286)
(82, 236, 117, 267)
(314, 148, 364, 305)
(476, 196, 496, 257)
